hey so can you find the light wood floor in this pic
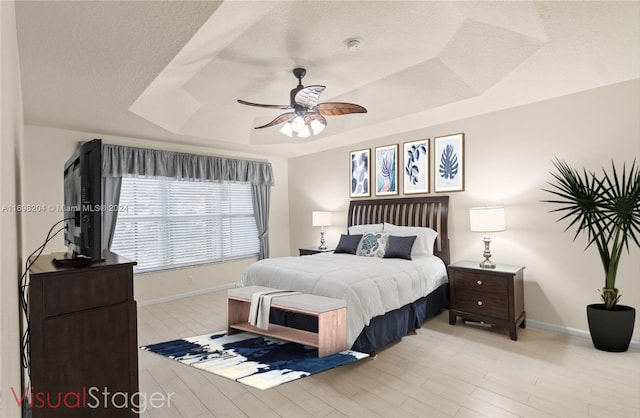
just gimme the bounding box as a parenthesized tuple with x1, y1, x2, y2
(137, 289, 640, 418)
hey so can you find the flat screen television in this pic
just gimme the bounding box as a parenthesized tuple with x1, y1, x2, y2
(59, 138, 103, 263)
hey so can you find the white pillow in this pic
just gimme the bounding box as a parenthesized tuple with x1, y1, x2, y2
(383, 223, 438, 257)
(348, 223, 384, 235)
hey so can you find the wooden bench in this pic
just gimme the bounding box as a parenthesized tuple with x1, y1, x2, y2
(227, 285, 347, 357)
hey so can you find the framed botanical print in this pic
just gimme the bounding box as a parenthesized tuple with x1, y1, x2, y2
(434, 133, 464, 192)
(350, 148, 371, 198)
(375, 144, 399, 196)
(403, 139, 430, 194)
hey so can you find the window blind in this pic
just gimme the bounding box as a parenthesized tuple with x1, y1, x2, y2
(111, 176, 259, 273)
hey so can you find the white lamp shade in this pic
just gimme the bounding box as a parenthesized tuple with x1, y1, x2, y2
(310, 119, 325, 135)
(312, 211, 332, 226)
(279, 122, 293, 137)
(297, 124, 311, 138)
(469, 206, 506, 232)
(292, 116, 305, 132)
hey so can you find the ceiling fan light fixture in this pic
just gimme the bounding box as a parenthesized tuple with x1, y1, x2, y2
(310, 119, 325, 135)
(238, 67, 367, 138)
(279, 121, 293, 137)
(297, 124, 311, 138)
(292, 116, 305, 132)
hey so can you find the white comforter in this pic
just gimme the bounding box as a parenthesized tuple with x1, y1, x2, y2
(238, 252, 448, 347)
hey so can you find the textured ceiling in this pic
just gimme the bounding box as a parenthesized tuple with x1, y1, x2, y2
(15, 1, 640, 158)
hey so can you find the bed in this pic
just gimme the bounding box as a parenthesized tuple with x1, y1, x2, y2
(238, 196, 450, 354)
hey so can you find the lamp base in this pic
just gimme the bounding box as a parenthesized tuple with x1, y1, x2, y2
(318, 228, 326, 250)
(479, 258, 496, 269)
(479, 235, 496, 269)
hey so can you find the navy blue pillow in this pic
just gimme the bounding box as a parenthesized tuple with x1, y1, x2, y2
(384, 235, 417, 260)
(334, 234, 363, 255)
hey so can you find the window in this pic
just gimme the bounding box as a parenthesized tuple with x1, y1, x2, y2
(111, 176, 259, 273)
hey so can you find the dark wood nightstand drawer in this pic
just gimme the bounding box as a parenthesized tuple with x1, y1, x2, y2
(453, 287, 509, 319)
(452, 270, 508, 294)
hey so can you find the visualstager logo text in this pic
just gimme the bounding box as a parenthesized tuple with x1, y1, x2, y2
(12, 386, 174, 414)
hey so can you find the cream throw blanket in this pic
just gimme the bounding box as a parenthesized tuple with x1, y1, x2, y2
(248, 289, 302, 330)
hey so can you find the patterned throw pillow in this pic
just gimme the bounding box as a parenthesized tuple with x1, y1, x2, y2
(356, 232, 389, 257)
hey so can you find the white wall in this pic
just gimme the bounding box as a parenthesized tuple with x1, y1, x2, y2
(288, 79, 640, 341)
(0, 1, 24, 416)
(22, 125, 290, 302)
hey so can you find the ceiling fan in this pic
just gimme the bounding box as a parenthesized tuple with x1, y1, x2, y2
(237, 67, 367, 138)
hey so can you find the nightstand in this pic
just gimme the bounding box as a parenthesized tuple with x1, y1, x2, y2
(447, 261, 526, 340)
(298, 247, 334, 256)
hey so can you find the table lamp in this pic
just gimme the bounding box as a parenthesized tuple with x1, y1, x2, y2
(469, 206, 505, 269)
(312, 211, 332, 250)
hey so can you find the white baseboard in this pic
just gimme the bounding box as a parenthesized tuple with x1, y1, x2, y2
(526, 319, 640, 350)
(137, 283, 236, 307)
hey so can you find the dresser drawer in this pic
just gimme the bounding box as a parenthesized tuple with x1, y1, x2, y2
(42, 265, 133, 318)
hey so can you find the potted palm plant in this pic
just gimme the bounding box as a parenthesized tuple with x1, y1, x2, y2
(543, 158, 639, 352)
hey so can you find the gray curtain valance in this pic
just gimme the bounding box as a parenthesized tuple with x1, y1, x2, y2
(102, 144, 274, 186)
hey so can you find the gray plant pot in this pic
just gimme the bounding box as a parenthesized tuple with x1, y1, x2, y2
(586, 304, 636, 352)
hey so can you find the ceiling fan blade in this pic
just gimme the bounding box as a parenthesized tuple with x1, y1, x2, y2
(317, 102, 368, 116)
(254, 112, 295, 129)
(294, 85, 326, 108)
(237, 99, 291, 110)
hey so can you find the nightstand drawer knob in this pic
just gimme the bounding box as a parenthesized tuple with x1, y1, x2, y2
(477, 300, 483, 306)
(477, 280, 483, 285)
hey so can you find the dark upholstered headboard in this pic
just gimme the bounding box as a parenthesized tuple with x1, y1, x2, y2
(347, 196, 450, 265)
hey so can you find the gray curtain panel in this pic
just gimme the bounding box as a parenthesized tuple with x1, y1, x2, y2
(101, 144, 274, 258)
(101, 176, 122, 250)
(251, 184, 271, 259)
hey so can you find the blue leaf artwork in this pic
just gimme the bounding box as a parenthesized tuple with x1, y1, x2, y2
(404, 142, 427, 187)
(375, 145, 397, 195)
(439, 144, 458, 180)
(434, 133, 464, 192)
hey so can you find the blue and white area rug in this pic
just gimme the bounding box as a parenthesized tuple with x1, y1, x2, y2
(140, 331, 368, 390)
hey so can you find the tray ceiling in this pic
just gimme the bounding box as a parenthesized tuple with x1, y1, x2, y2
(15, 1, 640, 157)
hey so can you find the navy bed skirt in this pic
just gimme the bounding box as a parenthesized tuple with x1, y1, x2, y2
(269, 283, 450, 354)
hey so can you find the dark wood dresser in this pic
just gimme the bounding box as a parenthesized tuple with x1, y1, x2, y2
(28, 251, 138, 417)
(448, 261, 526, 340)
